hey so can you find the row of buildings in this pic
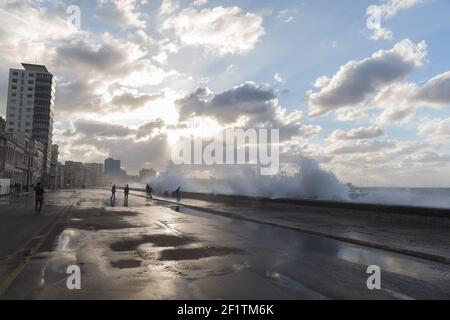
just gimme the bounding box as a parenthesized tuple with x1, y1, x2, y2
(0, 63, 56, 193)
(0, 63, 157, 194)
(61, 158, 157, 188)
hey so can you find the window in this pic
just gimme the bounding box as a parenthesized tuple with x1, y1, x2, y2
(12, 86, 17, 90)
(27, 94, 32, 98)
(28, 87, 33, 91)
(9, 114, 15, 118)
(9, 121, 14, 125)
(29, 74, 34, 77)
(11, 93, 16, 97)
(12, 79, 18, 83)
(12, 72, 18, 76)
(26, 108, 32, 112)
(28, 80, 34, 84)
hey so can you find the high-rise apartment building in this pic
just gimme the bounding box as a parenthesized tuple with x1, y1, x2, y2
(5, 63, 56, 182)
(104, 158, 121, 176)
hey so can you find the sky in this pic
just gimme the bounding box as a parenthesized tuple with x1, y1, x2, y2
(0, 0, 449, 187)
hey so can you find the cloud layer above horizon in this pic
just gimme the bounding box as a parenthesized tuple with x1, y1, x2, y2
(0, 0, 449, 187)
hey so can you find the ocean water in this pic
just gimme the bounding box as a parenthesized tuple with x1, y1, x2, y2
(351, 188, 450, 209)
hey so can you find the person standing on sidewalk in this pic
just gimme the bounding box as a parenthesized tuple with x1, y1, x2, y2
(175, 187, 181, 202)
(33, 183, 45, 214)
(111, 184, 116, 201)
(124, 185, 130, 201)
(145, 184, 153, 199)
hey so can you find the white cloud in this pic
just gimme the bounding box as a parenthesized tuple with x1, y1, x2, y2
(329, 126, 385, 141)
(161, 6, 265, 55)
(96, 0, 147, 29)
(277, 9, 296, 23)
(374, 70, 450, 124)
(378, 0, 425, 19)
(176, 82, 304, 141)
(274, 73, 284, 83)
(336, 107, 367, 121)
(369, 27, 394, 41)
(327, 140, 397, 155)
(192, 0, 208, 6)
(159, 0, 180, 15)
(367, 0, 425, 41)
(306, 39, 427, 118)
(419, 118, 450, 140)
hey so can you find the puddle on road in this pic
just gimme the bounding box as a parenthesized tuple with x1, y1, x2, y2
(111, 259, 142, 269)
(110, 234, 195, 252)
(67, 208, 142, 230)
(159, 246, 246, 261)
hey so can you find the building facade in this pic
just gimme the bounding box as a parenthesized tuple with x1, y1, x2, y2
(49, 144, 59, 188)
(63, 161, 85, 188)
(5, 63, 56, 184)
(0, 133, 30, 190)
(104, 158, 121, 176)
(84, 163, 104, 187)
(29, 139, 45, 186)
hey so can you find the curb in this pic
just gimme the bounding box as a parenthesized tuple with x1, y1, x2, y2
(128, 192, 450, 266)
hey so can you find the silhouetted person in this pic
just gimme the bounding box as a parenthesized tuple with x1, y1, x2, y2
(111, 184, 116, 201)
(175, 187, 181, 202)
(124, 185, 130, 201)
(146, 184, 153, 199)
(33, 183, 45, 214)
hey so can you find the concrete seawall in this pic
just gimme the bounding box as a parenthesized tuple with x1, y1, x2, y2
(126, 188, 450, 227)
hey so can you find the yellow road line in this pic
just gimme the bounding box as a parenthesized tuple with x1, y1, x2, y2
(0, 220, 53, 265)
(0, 197, 75, 265)
(0, 197, 76, 297)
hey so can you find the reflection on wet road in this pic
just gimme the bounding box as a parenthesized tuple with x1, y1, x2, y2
(1, 189, 449, 299)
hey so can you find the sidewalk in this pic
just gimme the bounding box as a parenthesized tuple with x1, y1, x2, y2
(129, 190, 450, 265)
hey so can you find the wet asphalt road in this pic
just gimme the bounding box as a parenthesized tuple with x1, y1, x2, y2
(0, 189, 449, 300)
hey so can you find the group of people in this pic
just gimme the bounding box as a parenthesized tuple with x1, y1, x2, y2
(110, 184, 131, 202)
(110, 184, 182, 203)
(28, 182, 182, 215)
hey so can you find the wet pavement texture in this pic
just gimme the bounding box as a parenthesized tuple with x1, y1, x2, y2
(0, 189, 449, 300)
(143, 192, 450, 264)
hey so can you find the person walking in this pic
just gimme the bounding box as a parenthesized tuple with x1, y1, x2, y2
(146, 184, 153, 199)
(33, 183, 45, 214)
(124, 185, 130, 201)
(175, 187, 181, 202)
(111, 184, 116, 201)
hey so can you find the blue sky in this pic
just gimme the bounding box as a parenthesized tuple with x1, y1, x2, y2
(0, 0, 449, 186)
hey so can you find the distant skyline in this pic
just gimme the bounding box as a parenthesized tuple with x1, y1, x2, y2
(1, 0, 450, 187)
